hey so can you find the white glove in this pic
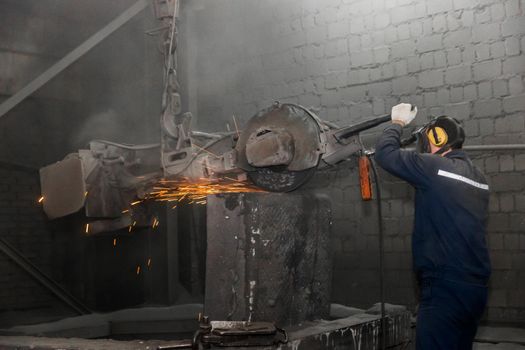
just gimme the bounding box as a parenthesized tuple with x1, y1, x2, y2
(391, 103, 417, 126)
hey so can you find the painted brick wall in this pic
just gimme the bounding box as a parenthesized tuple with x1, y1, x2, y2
(182, 0, 525, 323)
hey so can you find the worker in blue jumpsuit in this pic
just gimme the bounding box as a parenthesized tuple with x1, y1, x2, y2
(375, 103, 491, 350)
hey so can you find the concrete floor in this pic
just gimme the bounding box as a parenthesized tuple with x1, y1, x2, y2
(474, 343, 525, 349)
(0, 332, 524, 350)
(1, 304, 524, 349)
(472, 326, 525, 349)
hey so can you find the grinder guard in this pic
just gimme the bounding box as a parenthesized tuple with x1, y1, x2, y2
(236, 103, 323, 172)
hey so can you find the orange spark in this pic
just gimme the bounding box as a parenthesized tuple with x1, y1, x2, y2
(131, 200, 142, 206)
(146, 177, 265, 205)
(113, 238, 117, 247)
(38, 196, 44, 203)
(85, 224, 90, 234)
(147, 258, 151, 267)
(152, 218, 159, 228)
(136, 266, 141, 275)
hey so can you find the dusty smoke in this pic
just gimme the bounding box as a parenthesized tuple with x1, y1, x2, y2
(71, 109, 122, 148)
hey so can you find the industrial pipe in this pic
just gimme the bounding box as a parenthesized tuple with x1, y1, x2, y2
(463, 144, 525, 151)
(401, 144, 525, 152)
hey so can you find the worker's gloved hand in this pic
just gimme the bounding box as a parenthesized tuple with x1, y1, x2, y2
(391, 103, 417, 126)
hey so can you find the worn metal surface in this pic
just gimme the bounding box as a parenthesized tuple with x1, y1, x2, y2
(40, 155, 86, 219)
(83, 140, 161, 218)
(205, 192, 332, 328)
(247, 168, 316, 192)
(236, 104, 322, 172)
(40, 139, 161, 229)
(245, 128, 294, 167)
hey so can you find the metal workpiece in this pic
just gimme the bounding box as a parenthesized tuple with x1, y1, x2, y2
(39, 155, 87, 219)
(205, 192, 333, 328)
(235, 103, 324, 172)
(39, 140, 161, 230)
(38, 98, 392, 220)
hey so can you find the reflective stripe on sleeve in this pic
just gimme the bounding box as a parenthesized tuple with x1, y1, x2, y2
(437, 170, 489, 190)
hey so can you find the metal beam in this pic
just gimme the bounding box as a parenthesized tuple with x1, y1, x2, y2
(0, 237, 90, 315)
(0, 0, 149, 119)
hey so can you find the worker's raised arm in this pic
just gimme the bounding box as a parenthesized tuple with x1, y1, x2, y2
(374, 104, 434, 188)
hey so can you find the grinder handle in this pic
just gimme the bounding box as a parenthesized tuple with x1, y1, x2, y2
(400, 134, 418, 147)
(334, 114, 391, 142)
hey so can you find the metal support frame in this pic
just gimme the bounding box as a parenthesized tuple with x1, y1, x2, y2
(0, 0, 149, 119)
(0, 237, 90, 315)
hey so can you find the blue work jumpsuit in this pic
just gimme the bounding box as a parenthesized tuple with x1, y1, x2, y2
(375, 124, 491, 350)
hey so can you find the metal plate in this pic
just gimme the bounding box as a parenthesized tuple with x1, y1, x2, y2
(39, 155, 86, 219)
(236, 104, 321, 172)
(211, 321, 276, 335)
(245, 128, 294, 167)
